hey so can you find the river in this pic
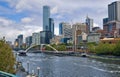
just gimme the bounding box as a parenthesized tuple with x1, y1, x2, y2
(16, 52, 120, 77)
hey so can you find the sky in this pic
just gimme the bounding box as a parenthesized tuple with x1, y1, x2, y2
(0, 0, 117, 43)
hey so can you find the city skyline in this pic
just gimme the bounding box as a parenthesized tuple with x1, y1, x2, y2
(0, 0, 117, 42)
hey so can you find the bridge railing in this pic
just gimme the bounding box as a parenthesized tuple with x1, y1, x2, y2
(0, 71, 17, 77)
(25, 44, 58, 52)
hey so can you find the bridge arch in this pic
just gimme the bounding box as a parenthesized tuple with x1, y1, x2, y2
(25, 44, 58, 52)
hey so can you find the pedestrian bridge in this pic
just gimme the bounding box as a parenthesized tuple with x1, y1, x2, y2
(0, 71, 17, 77)
(25, 44, 58, 52)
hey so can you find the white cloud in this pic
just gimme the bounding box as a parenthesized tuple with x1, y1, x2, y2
(0, 17, 13, 26)
(21, 17, 34, 23)
(51, 6, 58, 14)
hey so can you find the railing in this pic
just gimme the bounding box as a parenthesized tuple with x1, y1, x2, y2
(0, 71, 17, 77)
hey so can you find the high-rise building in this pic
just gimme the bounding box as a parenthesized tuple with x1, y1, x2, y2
(25, 36, 32, 47)
(40, 31, 52, 44)
(14, 39, 19, 48)
(72, 23, 87, 45)
(18, 34, 23, 48)
(59, 22, 72, 38)
(32, 32, 40, 45)
(86, 16, 93, 33)
(103, 1, 120, 37)
(108, 1, 120, 21)
(58, 22, 72, 44)
(42, 5, 54, 44)
(59, 23, 63, 35)
(43, 5, 50, 31)
(49, 18, 54, 37)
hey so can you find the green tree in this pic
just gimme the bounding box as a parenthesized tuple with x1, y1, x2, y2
(95, 43, 115, 55)
(114, 41, 120, 56)
(0, 40, 15, 73)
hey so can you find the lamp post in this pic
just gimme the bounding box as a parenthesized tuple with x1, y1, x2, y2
(37, 67, 40, 77)
(27, 61, 29, 74)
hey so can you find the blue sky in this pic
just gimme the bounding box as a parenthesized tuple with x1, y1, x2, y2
(0, 0, 117, 42)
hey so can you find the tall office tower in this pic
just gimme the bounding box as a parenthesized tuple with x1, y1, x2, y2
(14, 39, 19, 48)
(86, 16, 93, 33)
(108, 1, 120, 21)
(103, 1, 120, 37)
(25, 36, 32, 47)
(43, 5, 50, 31)
(18, 34, 23, 48)
(40, 31, 52, 44)
(49, 18, 54, 37)
(32, 32, 40, 45)
(59, 22, 72, 38)
(59, 23, 63, 35)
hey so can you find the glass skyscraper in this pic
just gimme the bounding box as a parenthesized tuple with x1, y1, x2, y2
(43, 6, 50, 31)
(108, 1, 120, 21)
(49, 18, 54, 37)
(86, 16, 93, 33)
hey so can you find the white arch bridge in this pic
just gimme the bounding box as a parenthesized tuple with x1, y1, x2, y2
(25, 44, 58, 52)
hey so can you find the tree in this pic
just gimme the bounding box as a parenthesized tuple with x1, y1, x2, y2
(114, 41, 120, 56)
(0, 40, 15, 73)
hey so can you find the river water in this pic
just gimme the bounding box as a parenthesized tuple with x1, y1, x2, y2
(16, 52, 120, 77)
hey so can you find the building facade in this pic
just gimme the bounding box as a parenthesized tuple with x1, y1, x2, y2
(32, 32, 40, 45)
(40, 31, 52, 44)
(86, 16, 93, 33)
(18, 34, 23, 48)
(50, 35, 62, 45)
(43, 5, 50, 31)
(72, 23, 87, 45)
(49, 18, 54, 37)
(59, 22, 72, 38)
(108, 1, 120, 21)
(87, 33, 101, 43)
(103, 1, 120, 37)
(25, 36, 32, 47)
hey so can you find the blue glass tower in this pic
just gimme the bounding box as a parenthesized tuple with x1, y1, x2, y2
(49, 18, 54, 37)
(43, 6, 50, 31)
(59, 23, 63, 35)
(86, 16, 93, 33)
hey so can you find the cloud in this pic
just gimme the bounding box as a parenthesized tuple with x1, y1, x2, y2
(21, 17, 34, 23)
(0, 17, 13, 26)
(51, 6, 58, 14)
(0, 17, 42, 42)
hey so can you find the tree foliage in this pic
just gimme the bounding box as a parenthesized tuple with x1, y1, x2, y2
(0, 40, 15, 73)
(114, 41, 120, 56)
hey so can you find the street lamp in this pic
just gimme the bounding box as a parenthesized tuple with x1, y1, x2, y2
(27, 61, 29, 74)
(37, 67, 40, 77)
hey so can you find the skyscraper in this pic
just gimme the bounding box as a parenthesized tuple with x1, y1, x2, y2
(43, 6, 50, 31)
(18, 34, 23, 48)
(59, 23, 63, 35)
(32, 32, 40, 45)
(103, 1, 120, 37)
(86, 16, 93, 33)
(59, 22, 72, 38)
(25, 36, 32, 47)
(49, 18, 54, 37)
(108, 1, 120, 21)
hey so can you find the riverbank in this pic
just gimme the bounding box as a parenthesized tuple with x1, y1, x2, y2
(88, 54, 120, 61)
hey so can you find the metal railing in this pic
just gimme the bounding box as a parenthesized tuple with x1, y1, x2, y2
(0, 71, 17, 77)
